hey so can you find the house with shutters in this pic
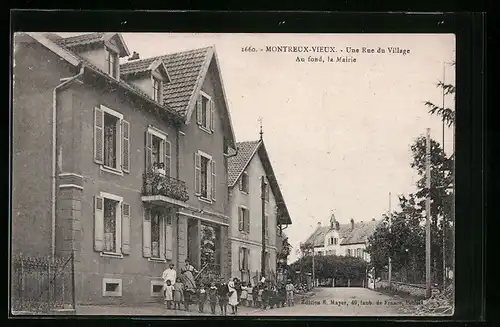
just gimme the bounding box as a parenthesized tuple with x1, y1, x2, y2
(227, 137, 292, 284)
(12, 32, 236, 306)
(303, 214, 381, 262)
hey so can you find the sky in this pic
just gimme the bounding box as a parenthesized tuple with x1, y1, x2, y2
(60, 33, 456, 263)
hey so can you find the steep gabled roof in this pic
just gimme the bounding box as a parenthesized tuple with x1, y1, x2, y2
(227, 141, 261, 186)
(119, 46, 236, 148)
(228, 139, 292, 225)
(25, 33, 182, 123)
(121, 57, 171, 82)
(56, 32, 130, 57)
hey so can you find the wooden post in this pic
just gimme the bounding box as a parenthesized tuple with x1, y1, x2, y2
(426, 128, 432, 298)
(261, 177, 266, 277)
(388, 192, 392, 289)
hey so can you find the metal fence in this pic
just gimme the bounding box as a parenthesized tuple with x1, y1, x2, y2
(11, 253, 75, 313)
(379, 267, 426, 286)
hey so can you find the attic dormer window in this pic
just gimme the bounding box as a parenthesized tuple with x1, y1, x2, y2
(152, 77, 162, 102)
(105, 48, 118, 78)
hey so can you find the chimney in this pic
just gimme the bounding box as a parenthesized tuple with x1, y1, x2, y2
(317, 222, 321, 228)
(372, 217, 376, 221)
(128, 51, 140, 61)
(350, 218, 354, 230)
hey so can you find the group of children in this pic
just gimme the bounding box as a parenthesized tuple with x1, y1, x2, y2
(163, 278, 296, 315)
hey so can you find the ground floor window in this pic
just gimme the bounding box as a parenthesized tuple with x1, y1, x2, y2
(103, 198, 119, 253)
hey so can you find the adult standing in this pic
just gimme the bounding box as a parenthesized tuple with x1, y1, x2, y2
(162, 263, 177, 285)
(162, 263, 177, 303)
(180, 259, 198, 290)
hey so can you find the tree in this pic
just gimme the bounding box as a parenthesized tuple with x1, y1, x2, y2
(424, 61, 456, 127)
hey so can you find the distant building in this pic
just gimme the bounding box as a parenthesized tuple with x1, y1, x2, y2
(303, 214, 381, 262)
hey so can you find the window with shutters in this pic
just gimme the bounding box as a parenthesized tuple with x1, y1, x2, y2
(195, 150, 216, 203)
(104, 198, 118, 253)
(94, 105, 128, 176)
(105, 48, 119, 79)
(144, 207, 173, 262)
(238, 206, 250, 233)
(146, 126, 171, 177)
(196, 91, 215, 134)
(94, 192, 127, 258)
(240, 247, 250, 271)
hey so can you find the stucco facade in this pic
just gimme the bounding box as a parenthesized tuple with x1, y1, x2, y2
(12, 33, 236, 306)
(229, 150, 277, 282)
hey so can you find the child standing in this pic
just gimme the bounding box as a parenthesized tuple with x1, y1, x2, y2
(197, 283, 207, 313)
(285, 280, 295, 307)
(261, 284, 270, 309)
(246, 283, 253, 307)
(173, 277, 184, 310)
(240, 282, 248, 307)
(163, 280, 174, 309)
(217, 280, 229, 315)
(257, 284, 264, 308)
(208, 282, 218, 315)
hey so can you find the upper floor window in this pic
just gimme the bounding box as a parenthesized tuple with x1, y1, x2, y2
(334, 238, 338, 245)
(196, 91, 215, 133)
(264, 181, 270, 202)
(152, 77, 162, 102)
(240, 172, 249, 193)
(238, 206, 250, 233)
(239, 247, 250, 271)
(194, 151, 216, 202)
(94, 105, 129, 175)
(145, 126, 171, 177)
(105, 48, 119, 79)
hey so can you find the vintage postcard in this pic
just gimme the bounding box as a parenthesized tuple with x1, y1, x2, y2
(11, 32, 455, 317)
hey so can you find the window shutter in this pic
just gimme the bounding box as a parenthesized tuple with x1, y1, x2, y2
(94, 196, 104, 252)
(194, 152, 201, 195)
(239, 247, 243, 270)
(122, 120, 130, 173)
(94, 107, 104, 164)
(164, 140, 171, 177)
(196, 94, 202, 125)
(122, 203, 131, 255)
(143, 208, 151, 258)
(265, 184, 270, 202)
(160, 217, 165, 259)
(207, 158, 212, 199)
(211, 160, 216, 200)
(239, 177, 243, 191)
(245, 209, 250, 233)
(238, 208, 244, 231)
(210, 100, 215, 132)
(245, 248, 250, 270)
(165, 218, 173, 260)
(145, 131, 152, 170)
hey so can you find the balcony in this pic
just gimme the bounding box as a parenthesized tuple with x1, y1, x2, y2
(142, 168, 189, 207)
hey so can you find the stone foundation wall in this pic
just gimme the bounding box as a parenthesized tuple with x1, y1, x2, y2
(375, 280, 426, 298)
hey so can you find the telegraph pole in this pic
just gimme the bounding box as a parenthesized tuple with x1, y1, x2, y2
(425, 128, 432, 298)
(441, 63, 447, 290)
(388, 192, 392, 289)
(312, 246, 315, 288)
(261, 176, 266, 279)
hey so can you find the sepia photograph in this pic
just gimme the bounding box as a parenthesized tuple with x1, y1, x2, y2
(11, 31, 455, 317)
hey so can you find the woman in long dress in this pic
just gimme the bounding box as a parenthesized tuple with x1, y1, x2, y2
(180, 259, 198, 290)
(228, 279, 239, 315)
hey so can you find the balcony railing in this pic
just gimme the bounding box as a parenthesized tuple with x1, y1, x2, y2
(142, 169, 189, 202)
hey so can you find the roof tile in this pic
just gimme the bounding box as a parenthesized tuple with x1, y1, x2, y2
(305, 220, 381, 247)
(56, 33, 105, 48)
(227, 140, 261, 186)
(120, 47, 212, 116)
